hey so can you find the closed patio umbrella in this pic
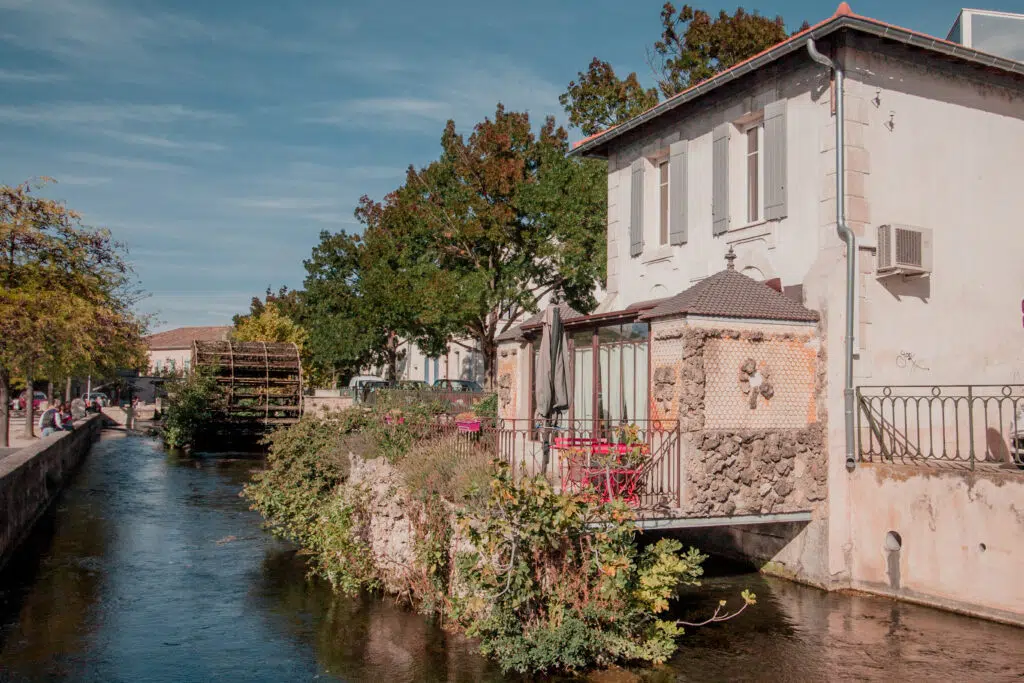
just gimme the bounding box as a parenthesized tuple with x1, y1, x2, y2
(535, 306, 569, 473)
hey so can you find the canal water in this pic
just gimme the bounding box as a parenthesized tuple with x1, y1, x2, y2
(1, 432, 1022, 682)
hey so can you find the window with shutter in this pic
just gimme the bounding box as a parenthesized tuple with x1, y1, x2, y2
(712, 124, 730, 235)
(629, 160, 644, 257)
(763, 100, 788, 220)
(744, 124, 764, 223)
(669, 140, 688, 245)
(658, 160, 669, 246)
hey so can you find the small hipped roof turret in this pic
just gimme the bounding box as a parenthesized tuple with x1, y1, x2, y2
(640, 249, 819, 323)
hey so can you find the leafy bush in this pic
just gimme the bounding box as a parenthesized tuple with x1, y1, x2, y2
(162, 370, 218, 449)
(397, 436, 494, 505)
(473, 393, 498, 420)
(361, 392, 446, 462)
(307, 486, 379, 595)
(243, 412, 359, 547)
(453, 464, 745, 674)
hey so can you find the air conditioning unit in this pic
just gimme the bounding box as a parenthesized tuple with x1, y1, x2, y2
(876, 224, 932, 277)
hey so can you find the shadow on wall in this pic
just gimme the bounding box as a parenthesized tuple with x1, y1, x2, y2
(657, 521, 811, 571)
(880, 275, 930, 303)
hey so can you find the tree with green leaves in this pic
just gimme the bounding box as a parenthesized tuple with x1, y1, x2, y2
(649, 4, 795, 97)
(560, 5, 804, 134)
(372, 105, 606, 386)
(302, 223, 453, 384)
(0, 179, 146, 444)
(558, 59, 659, 137)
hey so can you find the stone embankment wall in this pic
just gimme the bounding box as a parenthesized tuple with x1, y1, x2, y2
(344, 453, 465, 596)
(0, 415, 103, 570)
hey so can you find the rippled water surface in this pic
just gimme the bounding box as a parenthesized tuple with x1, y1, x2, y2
(1, 432, 1021, 682)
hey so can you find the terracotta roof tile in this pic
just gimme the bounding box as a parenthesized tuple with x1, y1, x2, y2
(145, 326, 231, 350)
(573, 2, 1023, 155)
(640, 269, 819, 323)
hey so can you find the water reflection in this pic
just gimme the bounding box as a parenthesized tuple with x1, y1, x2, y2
(253, 548, 506, 682)
(1, 432, 1022, 683)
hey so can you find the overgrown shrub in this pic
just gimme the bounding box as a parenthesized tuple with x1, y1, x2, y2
(473, 393, 498, 421)
(162, 370, 218, 450)
(246, 408, 756, 675)
(397, 436, 494, 505)
(361, 392, 447, 462)
(243, 412, 360, 547)
(453, 464, 752, 674)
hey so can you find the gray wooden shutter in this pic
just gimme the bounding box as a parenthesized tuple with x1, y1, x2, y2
(629, 159, 644, 257)
(763, 100, 788, 221)
(669, 140, 688, 245)
(712, 123, 730, 235)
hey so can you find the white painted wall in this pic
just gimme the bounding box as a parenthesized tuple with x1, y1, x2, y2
(397, 337, 486, 385)
(147, 348, 191, 375)
(605, 60, 828, 309)
(598, 37, 1024, 614)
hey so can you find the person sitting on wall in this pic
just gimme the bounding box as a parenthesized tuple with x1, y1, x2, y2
(38, 403, 62, 437)
(59, 402, 75, 431)
(70, 397, 87, 420)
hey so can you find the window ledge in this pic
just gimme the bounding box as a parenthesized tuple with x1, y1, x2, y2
(731, 219, 768, 232)
(641, 245, 674, 265)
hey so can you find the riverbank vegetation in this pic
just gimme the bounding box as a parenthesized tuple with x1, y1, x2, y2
(161, 370, 219, 450)
(243, 405, 755, 675)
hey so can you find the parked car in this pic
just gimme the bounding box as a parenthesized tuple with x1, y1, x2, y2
(17, 391, 48, 411)
(83, 392, 109, 407)
(347, 375, 385, 394)
(432, 379, 484, 392)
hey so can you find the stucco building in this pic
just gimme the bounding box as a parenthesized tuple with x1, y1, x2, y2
(496, 4, 1024, 624)
(144, 326, 231, 376)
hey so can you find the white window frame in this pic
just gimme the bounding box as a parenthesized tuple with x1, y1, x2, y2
(657, 159, 670, 246)
(743, 122, 764, 225)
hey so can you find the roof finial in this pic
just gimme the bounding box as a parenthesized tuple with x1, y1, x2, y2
(835, 2, 852, 17)
(725, 246, 737, 270)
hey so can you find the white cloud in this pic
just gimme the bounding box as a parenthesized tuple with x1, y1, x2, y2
(304, 57, 563, 133)
(56, 174, 113, 186)
(101, 130, 226, 153)
(229, 197, 340, 211)
(0, 102, 233, 127)
(307, 97, 452, 131)
(66, 152, 190, 174)
(0, 68, 66, 82)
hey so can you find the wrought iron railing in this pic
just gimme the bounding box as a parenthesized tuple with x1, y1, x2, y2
(426, 418, 682, 511)
(857, 385, 1024, 470)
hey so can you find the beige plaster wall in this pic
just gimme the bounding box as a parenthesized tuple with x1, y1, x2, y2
(846, 464, 1024, 625)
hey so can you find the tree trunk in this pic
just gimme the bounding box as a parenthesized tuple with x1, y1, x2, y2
(481, 335, 497, 391)
(65, 376, 72, 402)
(0, 366, 9, 448)
(24, 373, 34, 439)
(47, 380, 53, 403)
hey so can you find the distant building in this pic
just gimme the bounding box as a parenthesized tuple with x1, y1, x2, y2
(144, 326, 231, 375)
(947, 8, 1024, 61)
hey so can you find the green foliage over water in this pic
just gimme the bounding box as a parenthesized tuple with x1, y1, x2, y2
(454, 465, 705, 674)
(162, 370, 218, 450)
(244, 407, 753, 675)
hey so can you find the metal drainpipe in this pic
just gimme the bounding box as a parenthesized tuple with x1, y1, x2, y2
(807, 38, 858, 471)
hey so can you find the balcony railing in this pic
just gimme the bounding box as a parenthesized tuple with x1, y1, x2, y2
(414, 417, 683, 512)
(857, 385, 1024, 470)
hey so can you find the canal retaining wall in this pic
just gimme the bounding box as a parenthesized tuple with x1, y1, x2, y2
(842, 463, 1024, 627)
(0, 414, 103, 571)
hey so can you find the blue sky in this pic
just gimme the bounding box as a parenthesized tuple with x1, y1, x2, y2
(0, 0, 1006, 332)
